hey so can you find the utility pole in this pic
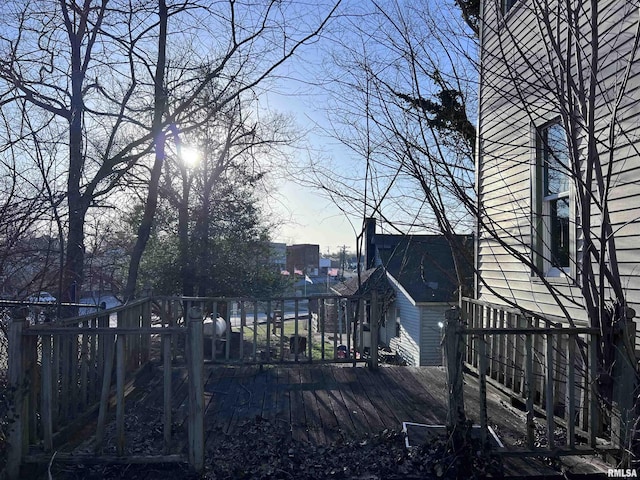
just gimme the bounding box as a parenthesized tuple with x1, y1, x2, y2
(339, 245, 348, 279)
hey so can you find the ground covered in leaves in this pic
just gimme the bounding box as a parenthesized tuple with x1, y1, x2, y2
(44, 417, 503, 480)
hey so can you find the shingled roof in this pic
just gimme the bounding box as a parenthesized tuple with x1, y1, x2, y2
(330, 266, 392, 297)
(374, 234, 472, 303)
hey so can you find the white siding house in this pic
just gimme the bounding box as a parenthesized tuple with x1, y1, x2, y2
(333, 220, 469, 366)
(365, 219, 471, 366)
(386, 274, 449, 367)
(476, 0, 640, 323)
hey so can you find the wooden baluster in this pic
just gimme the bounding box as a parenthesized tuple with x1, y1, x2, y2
(7, 310, 27, 480)
(163, 327, 172, 454)
(95, 333, 115, 454)
(41, 333, 53, 452)
(80, 318, 89, 409)
(545, 332, 555, 449)
(567, 333, 576, 448)
(187, 307, 204, 473)
(478, 333, 488, 446)
(116, 330, 126, 456)
(589, 333, 599, 447)
(525, 332, 535, 450)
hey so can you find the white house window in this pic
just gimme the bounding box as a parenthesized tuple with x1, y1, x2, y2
(534, 121, 571, 276)
(502, 0, 519, 15)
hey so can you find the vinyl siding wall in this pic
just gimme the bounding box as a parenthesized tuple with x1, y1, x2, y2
(392, 290, 421, 366)
(477, 0, 640, 321)
(385, 276, 449, 366)
(379, 305, 398, 347)
(419, 304, 448, 366)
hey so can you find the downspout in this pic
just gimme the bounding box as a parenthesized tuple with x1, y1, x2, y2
(473, 0, 486, 301)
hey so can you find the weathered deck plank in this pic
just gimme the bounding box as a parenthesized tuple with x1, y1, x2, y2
(32, 361, 609, 479)
(355, 368, 405, 429)
(317, 366, 358, 439)
(300, 366, 326, 445)
(289, 366, 308, 442)
(200, 364, 551, 449)
(339, 367, 388, 434)
(274, 366, 291, 428)
(309, 366, 340, 441)
(210, 366, 241, 434)
(224, 366, 258, 435)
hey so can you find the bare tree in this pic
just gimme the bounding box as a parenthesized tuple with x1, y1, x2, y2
(0, 0, 341, 302)
(305, 0, 640, 460)
(146, 89, 294, 297)
(123, 0, 341, 298)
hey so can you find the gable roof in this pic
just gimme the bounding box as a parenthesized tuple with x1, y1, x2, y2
(330, 266, 392, 297)
(374, 234, 471, 303)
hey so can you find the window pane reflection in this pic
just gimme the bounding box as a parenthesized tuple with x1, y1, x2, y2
(550, 197, 569, 268)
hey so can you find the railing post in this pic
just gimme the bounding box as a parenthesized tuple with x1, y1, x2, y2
(525, 333, 535, 449)
(444, 306, 466, 447)
(611, 322, 636, 461)
(7, 308, 28, 480)
(478, 333, 488, 446)
(41, 333, 53, 452)
(369, 291, 379, 370)
(187, 306, 204, 474)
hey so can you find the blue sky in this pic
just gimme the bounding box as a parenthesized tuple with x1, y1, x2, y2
(259, 0, 475, 255)
(263, 83, 363, 253)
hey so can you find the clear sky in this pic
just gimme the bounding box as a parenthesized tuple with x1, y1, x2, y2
(259, 0, 471, 255)
(272, 184, 360, 253)
(260, 57, 365, 255)
(265, 102, 363, 254)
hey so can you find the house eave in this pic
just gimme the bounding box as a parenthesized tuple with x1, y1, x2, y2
(385, 271, 456, 307)
(385, 271, 416, 306)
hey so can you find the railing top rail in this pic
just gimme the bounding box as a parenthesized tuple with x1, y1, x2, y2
(0, 299, 96, 309)
(461, 297, 573, 327)
(16, 291, 377, 329)
(54, 297, 150, 326)
(462, 326, 600, 335)
(24, 326, 185, 336)
(154, 293, 371, 303)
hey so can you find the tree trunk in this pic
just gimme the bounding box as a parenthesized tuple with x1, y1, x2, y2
(62, 19, 88, 306)
(179, 172, 194, 297)
(123, 0, 168, 300)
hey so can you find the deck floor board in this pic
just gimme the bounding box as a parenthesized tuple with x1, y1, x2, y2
(46, 362, 609, 478)
(194, 363, 541, 452)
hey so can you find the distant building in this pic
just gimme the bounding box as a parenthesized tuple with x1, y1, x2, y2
(286, 244, 320, 276)
(268, 242, 287, 271)
(319, 257, 331, 276)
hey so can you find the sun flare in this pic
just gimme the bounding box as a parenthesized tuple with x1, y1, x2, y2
(180, 146, 201, 167)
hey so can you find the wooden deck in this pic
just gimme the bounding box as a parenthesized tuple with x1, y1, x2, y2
(202, 364, 451, 444)
(46, 363, 608, 477)
(198, 364, 523, 444)
(194, 364, 608, 477)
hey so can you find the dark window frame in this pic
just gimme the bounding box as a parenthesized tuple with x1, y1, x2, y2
(533, 120, 572, 276)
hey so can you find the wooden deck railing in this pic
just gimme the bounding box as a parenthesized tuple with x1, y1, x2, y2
(4, 292, 380, 479)
(4, 298, 172, 477)
(458, 297, 617, 455)
(164, 293, 378, 366)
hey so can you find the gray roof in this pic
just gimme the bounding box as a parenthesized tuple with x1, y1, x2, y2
(374, 234, 472, 303)
(331, 266, 392, 298)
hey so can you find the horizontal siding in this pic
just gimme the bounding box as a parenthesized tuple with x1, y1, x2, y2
(419, 305, 448, 366)
(379, 305, 397, 347)
(478, 0, 640, 319)
(393, 286, 420, 366)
